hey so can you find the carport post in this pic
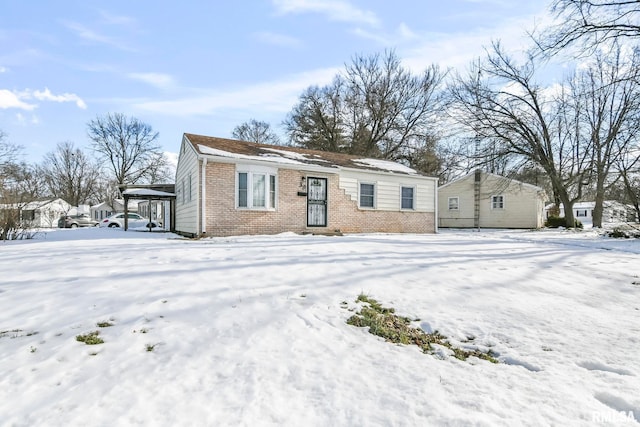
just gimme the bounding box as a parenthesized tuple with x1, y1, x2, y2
(147, 199, 152, 232)
(123, 194, 129, 231)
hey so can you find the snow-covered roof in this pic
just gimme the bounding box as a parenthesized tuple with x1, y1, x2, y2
(186, 133, 424, 176)
(0, 198, 71, 211)
(122, 188, 176, 197)
(440, 170, 545, 193)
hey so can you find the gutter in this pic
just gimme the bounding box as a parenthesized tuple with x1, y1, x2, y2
(201, 157, 207, 235)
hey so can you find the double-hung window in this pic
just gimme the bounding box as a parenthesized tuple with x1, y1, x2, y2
(448, 197, 459, 210)
(401, 186, 415, 210)
(491, 195, 504, 209)
(237, 168, 277, 209)
(359, 183, 375, 208)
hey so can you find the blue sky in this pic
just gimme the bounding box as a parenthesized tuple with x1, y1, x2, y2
(1, 0, 551, 164)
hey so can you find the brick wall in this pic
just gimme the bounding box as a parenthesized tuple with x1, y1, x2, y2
(203, 162, 435, 237)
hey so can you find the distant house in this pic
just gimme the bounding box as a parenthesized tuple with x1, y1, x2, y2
(90, 199, 139, 222)
(545, 201, 638, 226)
(438, 170, 546, 229)
(0, 198, 73, 228)
(174, 133, 438, 237)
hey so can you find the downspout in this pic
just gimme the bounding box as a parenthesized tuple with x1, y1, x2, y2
(201, 157, 207, 236)
(474, 169, 481, 230)
(434, 179, 438, 234)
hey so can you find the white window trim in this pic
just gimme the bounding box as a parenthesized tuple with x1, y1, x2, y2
(448, 196, 459, 211)
(236, 166, 278, 210)
(491, 195, 505, 210)
(359, 182, 376, 209)
(400, 185, 416, 210)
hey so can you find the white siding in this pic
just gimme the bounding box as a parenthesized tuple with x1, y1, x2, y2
(175, 137, 200, 235)
(438, 172, 545, 229)
(339, 170, 436, 212)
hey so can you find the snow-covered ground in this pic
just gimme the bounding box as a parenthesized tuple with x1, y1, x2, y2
(1, 227, 639, 426)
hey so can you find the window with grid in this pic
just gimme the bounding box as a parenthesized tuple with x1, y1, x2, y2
(359, 183, 375, 208)
(491, 195, 504, 209)
(237, 171, 277, 209)
(401, 186, 414, 209)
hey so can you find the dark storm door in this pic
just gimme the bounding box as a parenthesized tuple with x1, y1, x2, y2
(307, 177, 327, 227)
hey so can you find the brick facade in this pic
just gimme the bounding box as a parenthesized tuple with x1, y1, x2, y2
(202, 162, 435, 237)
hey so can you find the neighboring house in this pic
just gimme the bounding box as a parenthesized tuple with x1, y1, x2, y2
(90, 199, 139, 222)
(174, 133, 438, 237)
(1, 198, 73, 228)
(438, 170, 546, 229)
(545, 201, 638, 226)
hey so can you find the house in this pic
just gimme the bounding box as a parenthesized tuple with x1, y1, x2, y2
(174, 133, 438, 237)
(90, 199, 139, 222)
(545, 200, 638, 226)
(438, 170, 546, 229)
(2, 198, 73, 228)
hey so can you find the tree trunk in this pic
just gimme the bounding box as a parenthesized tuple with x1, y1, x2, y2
(592, 173, 606, 228)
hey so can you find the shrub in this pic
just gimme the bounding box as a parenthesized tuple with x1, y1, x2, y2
(545, 216, 583, 229)
(607, 228, 628, 238)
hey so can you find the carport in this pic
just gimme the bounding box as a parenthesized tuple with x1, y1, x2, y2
(119, 184, 176, 232)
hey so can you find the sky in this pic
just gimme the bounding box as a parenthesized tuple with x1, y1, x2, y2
(1, 0, 552, 165)
(0, 227, 638, 425)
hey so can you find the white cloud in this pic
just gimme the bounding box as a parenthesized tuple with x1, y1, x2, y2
(128, 73, 175, 89)
(0, 88, 87, 110)
(0, 89, 36, 110)
(15, 112, 40, 125)
(0, 66, 7, 73)
(134, 67, 340, 116)
(351, 22, 418, 45)
(254, 31, 303, 48)
(272, 0, 379, 26)
(99, 10, 136, 26)
(32, 88, 87, 109)
(63, 21, 136, 52)
(400, 13, 549, 73)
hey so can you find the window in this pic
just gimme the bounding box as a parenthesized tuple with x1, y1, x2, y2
(253, 174, 266, 207)
(270, 175, 277, 208)
(401, 186, 414, 210)
(448, 197, 459, 210)
(22, 210, 35, 221)
(238, 172, 248, 207)
(576, 210, 587, 217)
(237, 170, 277, 209)
(359, 183, 375, 208)
(187, 173, 192, 203)
(491, 195, 504, 209)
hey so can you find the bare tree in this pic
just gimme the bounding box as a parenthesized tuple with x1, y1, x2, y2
(448, 43, 592, 227)
(38, 142, 101, 206)
(0, 133, 41, 240)
(87, 113, 170, 186)
(570, 45, 640, 227)
(616, 137, 640, 221)
(284, 50, 447, 174)
(536, 0, 640, 55)
(232, 119, 281, 145)
(0, 130, 20, 172)
(284, 79, 346, 152)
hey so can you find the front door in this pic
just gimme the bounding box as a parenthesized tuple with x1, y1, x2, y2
(307, 177, 327, 227)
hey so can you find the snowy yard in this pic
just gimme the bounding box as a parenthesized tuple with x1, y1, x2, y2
(0, 227, 639, 426)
